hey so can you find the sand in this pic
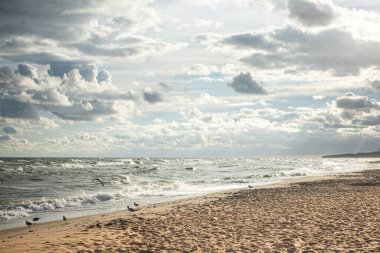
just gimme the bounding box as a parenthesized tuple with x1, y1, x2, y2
(2, 170, 380, 252)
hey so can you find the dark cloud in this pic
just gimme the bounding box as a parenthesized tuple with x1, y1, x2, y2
(2, 126, 17, 134)
(335, 93, 379, 110)
(17, 64, 38, 78)
(288, 0, 338, 27)
(0, 134, 10, 142)
(0, 1, 173, 64)
(223, 27, 380, 76)
(51, 101, 117, 121)
(96, 70, 112, 83)
(228, 72, 267, 94)
(48, 62, 85, 78)
(0, 97, 39, 119)
(371, 80, 380, 90)
(222, 33, 279, 51)
(143, 89, 164, 104)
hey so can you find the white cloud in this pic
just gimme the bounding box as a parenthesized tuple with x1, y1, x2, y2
(313, 95, 325, 100)
(0, 63, 136, 121)
(184, 63, 219, 76)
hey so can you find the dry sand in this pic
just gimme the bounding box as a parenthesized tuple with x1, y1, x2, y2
(2, 170, 380, 252)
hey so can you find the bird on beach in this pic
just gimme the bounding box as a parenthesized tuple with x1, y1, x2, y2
(127, 206, 137, 212)
(33, 217, 40, 223)
(63, 215, 67, 223)
(134, 202, 139, 207)
(92, 178, 105, 187)
(26, 220, 32, 228)
(248, 185, 253, 188)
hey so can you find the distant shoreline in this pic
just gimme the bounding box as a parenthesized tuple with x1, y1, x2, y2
(322, 151, 380, 158)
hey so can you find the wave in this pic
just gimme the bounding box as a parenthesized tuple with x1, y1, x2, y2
(0, 191, 128, 221)
(95, 161, 126, 166)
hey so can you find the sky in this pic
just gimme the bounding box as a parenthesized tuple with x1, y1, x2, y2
(0, 0, 380, 157)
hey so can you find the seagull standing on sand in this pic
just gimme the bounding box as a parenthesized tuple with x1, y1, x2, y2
(127, 206, 137, 212)
(248, 185, 253, 188)
(92, 178, 105, 187)
(26, 220, 32, 228)
(63, 215, 67, 223)
(134, 202, 139, 207)
(33, 217, 40, 223)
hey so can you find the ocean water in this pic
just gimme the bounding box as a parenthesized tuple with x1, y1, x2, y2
(0, 157, 377, 230)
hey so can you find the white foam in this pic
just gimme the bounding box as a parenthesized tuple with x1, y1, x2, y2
(0, 207, 31, 220)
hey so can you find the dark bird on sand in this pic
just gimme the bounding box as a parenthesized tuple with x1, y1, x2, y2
(33, 217, 40, 223)
(26, 220, 32, 228)
(248, 185, 253, 188)
(134, 202, 139, 207)
(127, 206, 137, 212)
(63, 215, 67, 223)
(92, 178, 104, 187)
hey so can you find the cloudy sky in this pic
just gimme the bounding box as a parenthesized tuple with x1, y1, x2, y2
(1, 0, 380, 157)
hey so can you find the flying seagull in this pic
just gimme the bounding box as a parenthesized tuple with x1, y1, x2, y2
(127, 206, 137, 212)
(92, 178, 104, 187)
(33, 217, 40, 223)
(26, 220, 32, 228)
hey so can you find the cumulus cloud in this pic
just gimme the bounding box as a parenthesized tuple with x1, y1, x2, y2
(287, 0, 338, 27)
(307, 93, 380, 129)
(228, 72, 267, 94)
(0, 63, 135, 121)
(143, 88, 164, 104)
(335, 93, 379, 111)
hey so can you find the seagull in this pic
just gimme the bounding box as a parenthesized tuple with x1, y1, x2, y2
(248, 185, 253, 188)
(134, 202, 139, 207)
(33, 217, 40, 223)
(92, 178, 104, 187)
(127, 206, 137, 212)
(63, 215, 67, 223)
(26, 220, 32, 228)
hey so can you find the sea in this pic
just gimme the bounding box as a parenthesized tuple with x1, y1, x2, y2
(0, 157, 378, 230)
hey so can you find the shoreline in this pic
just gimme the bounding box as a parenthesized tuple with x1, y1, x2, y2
(0, 172, 345, 231)
(1, 170, 380, 252)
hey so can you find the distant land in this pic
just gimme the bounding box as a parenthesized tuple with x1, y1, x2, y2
(322, 151, 380, 158)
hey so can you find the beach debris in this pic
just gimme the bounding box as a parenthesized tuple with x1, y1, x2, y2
(26, 220, 32, 228)
(127, 206, 137, 212)
(92, 178, 105, 187)
(33, 217, 41, 223)
(63, 215, 68, 223)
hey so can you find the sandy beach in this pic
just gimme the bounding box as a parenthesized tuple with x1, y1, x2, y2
(1, 170, 380, 252)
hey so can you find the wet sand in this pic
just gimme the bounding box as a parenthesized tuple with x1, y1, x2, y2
(2, 170, 380, 252)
